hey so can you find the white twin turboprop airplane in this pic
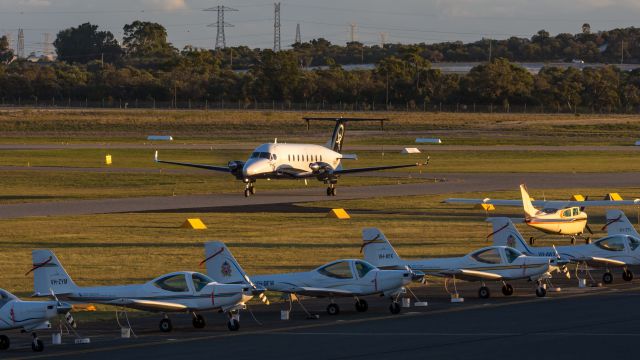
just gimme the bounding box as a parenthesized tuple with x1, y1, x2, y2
(361, 228, 566, 298)
(31, 249, 264, 332)
(0, 288, 71, 352)
(488, 209, 640, 285)
(155, 117, 427, 197)
(202, 241, 417, 315)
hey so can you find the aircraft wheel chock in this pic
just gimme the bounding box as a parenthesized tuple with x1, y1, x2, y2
(0, 335, 10, 350)
(478, 286, 490, 299)
(603, 272, 613, 284)
(389, 302, 401, 314)
(501, 284, 514, 296)
(159, 318, 172, 332)
(355, 299, 368, 312)
(623, 269, 633, 282)
(327, 303, 340, 315)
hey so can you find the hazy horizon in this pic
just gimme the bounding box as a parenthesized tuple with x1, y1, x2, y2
(1, 0, 639, 54)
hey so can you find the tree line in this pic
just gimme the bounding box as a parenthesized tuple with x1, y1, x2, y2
(0, 21, 639, 112)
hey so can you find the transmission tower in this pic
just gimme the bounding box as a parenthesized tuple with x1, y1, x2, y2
(349, 23, 358, 42)
(204, 5, 238, 49)
(43, 33, 53, 56)
(273, 3, 281, 51)
(379, 32, 388, 47)
(17, 29, 24, 58)
(295, 23, 301, 44)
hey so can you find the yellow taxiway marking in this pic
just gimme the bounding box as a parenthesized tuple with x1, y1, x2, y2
(10, 284, 640, 360)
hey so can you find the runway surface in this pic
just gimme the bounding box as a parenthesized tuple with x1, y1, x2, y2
(3, 279, 639, 360)
(2, 172, 640, 219)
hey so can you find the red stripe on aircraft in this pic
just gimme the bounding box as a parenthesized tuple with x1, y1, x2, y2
(25, 256, 52, 276)
(199, 248, 224, 267)
(602, 214, 623, 231)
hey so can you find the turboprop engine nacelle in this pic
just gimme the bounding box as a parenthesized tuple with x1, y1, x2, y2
(228, 160, 245, 177)
(309, 162, 332, 174)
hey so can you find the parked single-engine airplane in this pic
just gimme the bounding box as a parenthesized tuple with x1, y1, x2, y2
(155, 117, 427, 197)
(0, 288, 71, 352)
(31, 249, 263, 332)
(445, 184, 640, 244)
(202, 241, 417, 315)
(361, 228, 565, 298)
(488, 210, 640, 285)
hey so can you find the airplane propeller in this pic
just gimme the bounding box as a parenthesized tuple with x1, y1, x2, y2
(49, 289, 75, 328)
(551, 245, 571, 279)
(242, 274, 270, 306)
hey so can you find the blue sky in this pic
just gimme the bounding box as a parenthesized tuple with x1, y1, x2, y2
(1, 0, 639, 53)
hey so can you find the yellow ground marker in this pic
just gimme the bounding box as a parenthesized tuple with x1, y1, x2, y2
(105, 154, 112, 165)
(474, 203, 495, 211)
(604, 193, 623, 201)
(181, 218, 208, 229)
(72, 304, 96, 312)
(327, 208, 350, 219)
(570, 194, 585, 201)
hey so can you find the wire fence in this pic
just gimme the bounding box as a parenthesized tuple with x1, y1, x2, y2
(0, 98, 639, 114)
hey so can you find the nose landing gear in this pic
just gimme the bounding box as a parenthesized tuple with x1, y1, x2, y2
(244, 181, 256, 197)
(326, 184, 337, 196)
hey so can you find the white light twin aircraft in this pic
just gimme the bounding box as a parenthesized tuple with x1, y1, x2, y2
(31, 250, 264, 332)
(202, 241, 417, 315)
(361, 228, 566, 298)
(488, 209, 640, 285)
(155, 117, 427, 197)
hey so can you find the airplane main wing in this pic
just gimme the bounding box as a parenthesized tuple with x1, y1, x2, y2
(154, 151, 231, 173)
(333, 161, 428, 175)
(286, 287, 355, 298)
(439, 269, 504, 281)
(105, 298, 189, 312)
(570, 256, 627, 267)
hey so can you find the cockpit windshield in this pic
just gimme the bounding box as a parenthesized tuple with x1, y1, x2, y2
(0, 289, 17, 306)
(629, 236, 640, 251)
(318, 261, 353, 279)
(504, 248, 522, 263)
(354, 261, 375, 278)
(250, 152, 272, 159)
(192, 273, 214, 292)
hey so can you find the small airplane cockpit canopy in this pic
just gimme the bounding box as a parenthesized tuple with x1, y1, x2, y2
(192, 272, 215, 292)
(504, 247, 523, 263)
(628, 236, 640, 251)
(595, 235, 627, 252)
(354, 260, 376, 278)
(153, 273, 190, 292)
(0, 289, 17, 306)
(317, 260, 353, 279)
(471, 248, 503, 264)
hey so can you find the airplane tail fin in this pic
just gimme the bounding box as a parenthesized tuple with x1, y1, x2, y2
(486, 217, 533, 254)
(520, 184, 537, 218)
(603, 210, 640, 237)
(361, 228, 404, 268)
(30, 250, 78, 296)
(325, 119, 347, 153)
(202, 242, 252, 285)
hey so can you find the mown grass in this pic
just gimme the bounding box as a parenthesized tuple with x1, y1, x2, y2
(2, 109, 640, 145)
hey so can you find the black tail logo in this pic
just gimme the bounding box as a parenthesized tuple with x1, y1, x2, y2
(333, 123, 345, 152)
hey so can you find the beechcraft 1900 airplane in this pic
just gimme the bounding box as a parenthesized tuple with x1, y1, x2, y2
(155, 117, 428, 197)
(31, 249, 265, 332)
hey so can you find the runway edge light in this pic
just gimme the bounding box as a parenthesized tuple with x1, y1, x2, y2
(105, 154, 112, 165)
(327, 208, 350, 219)
(181, 218, 208, 229)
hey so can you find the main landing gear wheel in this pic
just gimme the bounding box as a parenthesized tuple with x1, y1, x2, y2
(326, 303, 340, 315)
(389, 302, 401, 314)
(227, 318, 240, 331)
(501, 283, 514, 296)
(31, 334, 43, 352)
(603, 272, 613, 284)
(355, 299, 368, 312)
(623, 269, 634, 282)
(0, 335, 10, 350)
(535, 287, 547, 297)
(159, 318, 173, 332)
(192, 314, 206, 329)
(478, 286, 490, 299)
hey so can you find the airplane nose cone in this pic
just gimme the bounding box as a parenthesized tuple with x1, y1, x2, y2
(243, 162, 257, 177)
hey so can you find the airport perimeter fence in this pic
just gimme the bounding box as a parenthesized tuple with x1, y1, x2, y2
(0, 98, 639, 114)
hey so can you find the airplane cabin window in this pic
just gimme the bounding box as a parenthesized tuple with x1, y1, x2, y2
(272, 154, 277, 160)
(628, 237, 640, 251)
(562, 209, 572, 217)
(572, 208, 580, 216)
(318, 261, 353, 279)
(191, 273, 214, 292)
(355, 261, 375, 278)
(504, 248, 522, 263)
(595, 236, 627, 251)
(153, 274, 190, 292)
(471, 248, 502, 264)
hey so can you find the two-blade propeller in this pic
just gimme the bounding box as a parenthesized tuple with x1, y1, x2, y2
(49, 289, 75, 328)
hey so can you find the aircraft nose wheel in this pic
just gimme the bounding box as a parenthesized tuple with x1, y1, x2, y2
(478, 286, 491, 299)
(0, 335, 10, 350)
(159, 318, 173, 332)
(535, 286, 547, 297)
(389, 302, 401, 314)
(326, 303, 340, 315)
(192, 314, 206, 329)
(227, 319, 240, 331)
(603, 272, 614, 284)
(622, 269, 633, 282)
(326, 186, 336, 196)
(501, 283, 514, 296)
(355, 299, 368, 312)
(31, 333, 43, 352)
